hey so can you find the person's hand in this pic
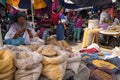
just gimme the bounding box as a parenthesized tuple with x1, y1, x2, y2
(27, 29, 33, 38)
(19, 28, 26, 33)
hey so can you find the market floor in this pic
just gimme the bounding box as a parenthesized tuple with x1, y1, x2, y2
(69, 41, 120, 80)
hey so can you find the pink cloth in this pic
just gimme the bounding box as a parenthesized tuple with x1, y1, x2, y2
(75, 18, 83, 28)
(80, 48, 98, 54)
(52, 0, 59, 11)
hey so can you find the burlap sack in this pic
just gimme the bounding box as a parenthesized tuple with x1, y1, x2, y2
(14, 51, 43, 80)
(0, 67, 16, 80)
(64, 63, 90, 80)
(67, 53, 81, 74)
(0, 49, 14, 73)
(15, 64, 42, 80)
(42, 61, 66, 80)
(14, 51, 43, 69)
(42, 50, 67, 80)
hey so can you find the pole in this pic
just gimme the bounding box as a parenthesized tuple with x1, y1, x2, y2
(0, 24, 3, 47)
(31, 0, 35, 28)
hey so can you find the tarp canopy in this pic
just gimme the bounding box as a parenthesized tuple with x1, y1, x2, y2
(70, 0, 117, 7)
(0, 0, 6, 7)
(7, 0, 46, 9)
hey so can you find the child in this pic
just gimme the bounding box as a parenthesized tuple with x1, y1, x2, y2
(73, 15, 83, 42)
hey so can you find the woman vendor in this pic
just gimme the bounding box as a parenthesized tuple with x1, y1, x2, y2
(5, 12, 36, 44)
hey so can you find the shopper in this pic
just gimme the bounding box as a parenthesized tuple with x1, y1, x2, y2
(73, 15, 83, 42)
(56, 7, 66, 41)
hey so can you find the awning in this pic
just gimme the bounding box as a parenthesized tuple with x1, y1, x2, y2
(70, 0, 117, 7)
(0, 0, 6, 7)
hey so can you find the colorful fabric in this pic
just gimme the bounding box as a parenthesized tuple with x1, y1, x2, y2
(39, 27, 45, 39)
(44, 0, 52, 7)
(107, 57, 120, 74)
(52, 0, 59, 11)
(80, 48, 98, 54)
(33, 0, 46, 9)
(7, 0, 20, 7)
(19, 0, 31, 9)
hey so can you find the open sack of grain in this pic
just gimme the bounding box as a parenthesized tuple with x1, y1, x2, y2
(37, 45, 67, 80)
(14, 51, 43, 80)
(89, 67, 117, 80)
(0, 49, 15, 80)
(48, 36, 72, 52)
(64, 53, 90, 80)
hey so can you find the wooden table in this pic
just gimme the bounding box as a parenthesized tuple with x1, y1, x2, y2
(92, 30, 120, 49)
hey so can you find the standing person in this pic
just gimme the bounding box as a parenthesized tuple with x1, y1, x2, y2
(73, 15, 83, 42)
(99, 7, 110, 24)
(56, 7, 66, 41)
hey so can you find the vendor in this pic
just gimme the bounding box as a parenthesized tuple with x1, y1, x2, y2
(5, 12, 36, 43)
(99, 7, 110, 24)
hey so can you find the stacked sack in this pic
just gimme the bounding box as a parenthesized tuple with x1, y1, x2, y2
(64, 53, 90, 80)
(0, 49, 15, 80)
(48, 36, 72, 52)
(14, 51, 43, 80)
(37, 45, 67, 80)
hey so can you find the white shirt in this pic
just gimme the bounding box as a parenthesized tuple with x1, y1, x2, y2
(99, 11, 110, 24)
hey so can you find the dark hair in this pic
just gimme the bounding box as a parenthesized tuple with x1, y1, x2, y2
(13, 11, 26, 22)
(56, 6, 63, 13)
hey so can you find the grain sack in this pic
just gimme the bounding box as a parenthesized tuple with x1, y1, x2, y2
(41, 45, 57, 57)
(59, 40, 72, 52)
(67, 53, 81, 74)
(48, 36, 72, 51)
(15, 64, 42, 80)
(92, 60, 117, 69)
(42, 62, 66, 80)
(74, 64, 90, 80)
(82, 28, 93, 48)
(89, 67, 117, 80)
(0, 50, 14, 73)
(14, 51, 43, 80)
(30, 37, 45, 45)
(0, 67, 15, 80)
(14, 51, 43, 69)
(42, 50, 67, 80)
(0, 49, 15, 80)
(64, 63, 90, 80)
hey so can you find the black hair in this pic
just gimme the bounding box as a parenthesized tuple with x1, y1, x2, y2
(13, 11, 26, 22)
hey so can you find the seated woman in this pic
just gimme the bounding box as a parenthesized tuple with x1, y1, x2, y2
(4, 12, 37, 45)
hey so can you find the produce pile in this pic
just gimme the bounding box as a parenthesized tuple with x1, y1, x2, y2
(0, 37, 90, 80)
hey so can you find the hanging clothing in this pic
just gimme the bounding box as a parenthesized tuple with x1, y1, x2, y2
(52, 0, 59, 11)
(33, 0, 46, 9)
(44, 0, 52, 7)
(7, 0, 20, 7)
